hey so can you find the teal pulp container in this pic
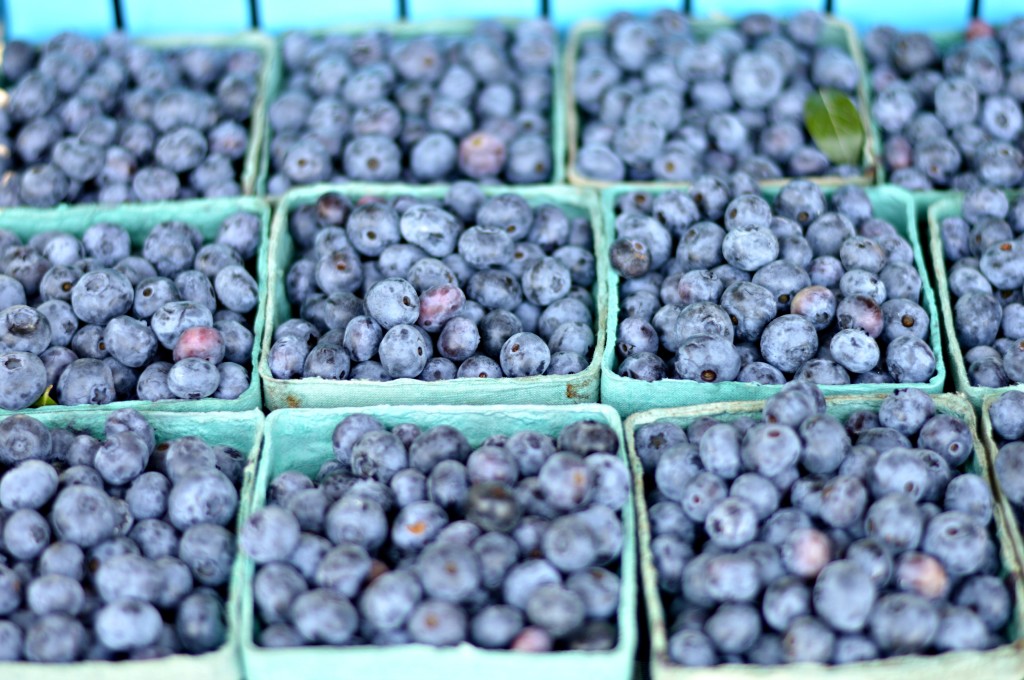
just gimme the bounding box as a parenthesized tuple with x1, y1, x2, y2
(600, 184, 946, 417)
(256, 18, 566, 196)
(0, 197, 271, 414)
(625, 393, 1024, 680)
(259, 183, 607, 409)
(0, 407, 265, 680)
(240, 403, 637, 680)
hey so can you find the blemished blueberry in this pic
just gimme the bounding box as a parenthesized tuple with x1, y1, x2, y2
(780, 527, 832, 579)
(500, 332, 551, 377)
(918, 413, 973, 466)
(378, 324, 432, 379)
(674, 335, 742, 383)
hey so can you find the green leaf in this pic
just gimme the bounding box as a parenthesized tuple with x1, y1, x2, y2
(31, 385, 57, 408)
(804, 89, 865, 167)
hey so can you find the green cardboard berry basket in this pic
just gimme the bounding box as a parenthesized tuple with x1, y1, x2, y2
(0, 407, 264, 680)
(600, 184, 945, 417)
(625, 393, 1024, 680)
(927, 194, 1022, 408)
(0, 33, 279, 199)
(0, 196, 271, 414)
(259, 183, 607, 409)
(240, 403, 637, 680)
(256, 18, 566, 196)
(564, 16, 877, 190)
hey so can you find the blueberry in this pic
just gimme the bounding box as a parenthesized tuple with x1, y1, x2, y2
(351, 430, 407, 484)
(378, 324, 431, 379)
(359, 569, 423, 632)
(56, 357, 115, 405)
(672, 334, 740, 383)
(468, 604, 523, 649)
(177, 589, 227, 653)
(290, 589, 358, 645)
(990, 391, 1024, 439)
(917, 414, 973, 466)
(240, 507, 300, 564)
(23, 613, 86, 661)
(167, 358, 220, 400)
(325, 495, 387, 551)
(178, 523, 235, 587)
(869, 593, 940, 654)
(499, 332, 550, 377)
(94, 599, 162, 651)
(668, 628, 718, 666)
(166, 468, 238, 531)
(813, 560, 877, 633)
(759, 315, 818, 372)
(920, 511, 988, 577)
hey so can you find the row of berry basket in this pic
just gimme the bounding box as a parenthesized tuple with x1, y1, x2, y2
(0, 15, 1012, 205)
(2, 388, 1022, 678)
(5, 181, 1017, 417)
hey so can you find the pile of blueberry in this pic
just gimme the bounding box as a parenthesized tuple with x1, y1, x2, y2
(942, 187, 1024, 388)
(0, 211, 262, 409)
(268, 185, 597, 382)
(572, 11, 864, 183)
(240, 416, 628, 650)
(866, 20, 1024, 191)
(0, 409, 244, 661)
(0, 33, 262, 206)
(612, 177, 935, 386)
(638, 382, 1011, 666)
(991, 391, 1024, 519)
(266, 21, 556, 191)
